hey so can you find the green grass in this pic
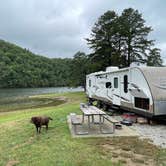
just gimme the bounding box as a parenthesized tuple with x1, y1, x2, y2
(0, 92, 165, 166)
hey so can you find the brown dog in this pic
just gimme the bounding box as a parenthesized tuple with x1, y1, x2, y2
(31, 116, 53, 133)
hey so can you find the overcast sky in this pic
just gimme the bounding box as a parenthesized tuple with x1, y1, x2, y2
(0, 0, 166, 62)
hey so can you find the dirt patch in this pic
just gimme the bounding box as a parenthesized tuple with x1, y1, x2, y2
(110, 148, 155, 166)
(6, 160, 19, 166)
(95, 137, 160, 166)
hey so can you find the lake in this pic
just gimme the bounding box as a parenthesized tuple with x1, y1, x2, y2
(0, 87, 84, 99)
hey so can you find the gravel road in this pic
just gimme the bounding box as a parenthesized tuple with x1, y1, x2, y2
(113, 115, 166, 148)
(132, 124, 166, 148)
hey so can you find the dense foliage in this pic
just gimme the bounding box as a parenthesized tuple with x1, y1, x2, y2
(86, 8, 163, 69)
(0, 40, 74, 88)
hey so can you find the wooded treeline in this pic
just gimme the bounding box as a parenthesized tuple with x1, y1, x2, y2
(0, 8, 163, 88)
(0, 40, 73, 88)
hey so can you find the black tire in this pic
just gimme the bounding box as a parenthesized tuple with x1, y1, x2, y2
(103, 104, 108, 111)
(97, 101, 102, 108)
(88, 98, 93, 105)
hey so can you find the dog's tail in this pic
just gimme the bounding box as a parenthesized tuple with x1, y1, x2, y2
(49, 117, 53, 120)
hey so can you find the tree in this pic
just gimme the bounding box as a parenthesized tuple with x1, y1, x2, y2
(86, 8, 162, 68)
(86, 11, 121, 70)
(71, 52, 89, 88)
(119, 8, 154, 66)
(147, 48, 163, 66)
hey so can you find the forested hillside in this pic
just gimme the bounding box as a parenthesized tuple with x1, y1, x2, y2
(0, 40, 75, 88)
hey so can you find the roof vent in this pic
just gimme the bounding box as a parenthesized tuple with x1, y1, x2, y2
(106, 66, 119, 72)
(130, 62, 146, 67)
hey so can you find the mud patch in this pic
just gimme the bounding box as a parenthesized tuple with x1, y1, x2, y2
(0, 96, 66, 113)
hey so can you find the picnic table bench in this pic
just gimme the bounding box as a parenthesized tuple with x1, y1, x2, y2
(102, 115, 119, 133)
(70, 113, 88, 135)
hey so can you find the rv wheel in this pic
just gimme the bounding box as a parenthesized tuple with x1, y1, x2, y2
(103, 104, 108, 111)
(88, 98, 93, 105)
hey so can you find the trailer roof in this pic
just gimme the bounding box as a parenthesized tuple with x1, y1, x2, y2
(87, 66, 166, 76)
(87, 67, 130, 76)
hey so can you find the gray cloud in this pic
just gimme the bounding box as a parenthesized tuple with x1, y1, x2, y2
(0, 0, 166, 62)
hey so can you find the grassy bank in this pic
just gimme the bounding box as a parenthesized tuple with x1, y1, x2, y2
(0, 92, 165, 166)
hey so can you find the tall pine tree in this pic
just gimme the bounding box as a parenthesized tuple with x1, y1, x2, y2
(147, 48, 163, 66)
(86, 8, 163, 69)
(86, 11, 121, 70)
(119, 8, 154, 66)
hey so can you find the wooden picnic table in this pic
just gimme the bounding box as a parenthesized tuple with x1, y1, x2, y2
(80, 103, 106, 132)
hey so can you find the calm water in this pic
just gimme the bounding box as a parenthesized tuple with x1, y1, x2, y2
(0, 87, 84, 99)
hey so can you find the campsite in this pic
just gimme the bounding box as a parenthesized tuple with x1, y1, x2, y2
(0, 1, 166, 166)
(0, 91, 166, 166)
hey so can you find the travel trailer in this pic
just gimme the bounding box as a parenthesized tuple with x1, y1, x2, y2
(86, 66, 166, 118)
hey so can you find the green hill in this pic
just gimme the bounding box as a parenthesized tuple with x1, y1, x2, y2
(0, 40, 73, 88)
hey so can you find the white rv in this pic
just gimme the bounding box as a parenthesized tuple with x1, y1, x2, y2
(86, 66, 166, 118)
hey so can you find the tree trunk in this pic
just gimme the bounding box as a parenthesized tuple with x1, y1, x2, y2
(127, 38, 131, 67)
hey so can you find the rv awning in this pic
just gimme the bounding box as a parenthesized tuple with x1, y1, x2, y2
(130, 89, 148, 98)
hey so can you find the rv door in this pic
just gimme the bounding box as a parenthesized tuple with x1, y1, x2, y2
(112, 76, 121, 105)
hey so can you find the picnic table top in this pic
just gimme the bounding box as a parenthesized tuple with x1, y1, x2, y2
(80, 103, 106, 115)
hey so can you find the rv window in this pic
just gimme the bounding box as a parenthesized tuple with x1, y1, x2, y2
(124, 75, 128, 93)
(134, 97, 149, 110)
(106, 82, 112, 88)
(89, 80, 91, 87)
(114, 77, 118, 88)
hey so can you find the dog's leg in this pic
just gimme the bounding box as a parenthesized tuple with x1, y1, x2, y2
(46, 124, 48, 131)
(39, 126, 41, 133)
(35, 125, 38, 133)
